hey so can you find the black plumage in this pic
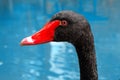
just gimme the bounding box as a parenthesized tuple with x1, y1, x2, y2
(51, 11, 98, 80)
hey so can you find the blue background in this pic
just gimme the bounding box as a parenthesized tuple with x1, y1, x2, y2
(0, 0, 120, 80)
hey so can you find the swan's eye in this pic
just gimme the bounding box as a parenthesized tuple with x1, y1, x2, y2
(60, 20, 68, 26)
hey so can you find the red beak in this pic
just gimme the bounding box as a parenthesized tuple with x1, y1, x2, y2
(20, 20, 60, 46)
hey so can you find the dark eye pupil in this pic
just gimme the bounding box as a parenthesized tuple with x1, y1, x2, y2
(63, 21, 66, 24)
(61, 20, 67, 26)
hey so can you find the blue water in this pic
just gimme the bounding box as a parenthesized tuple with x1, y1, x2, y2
(0, 0, 120, 80)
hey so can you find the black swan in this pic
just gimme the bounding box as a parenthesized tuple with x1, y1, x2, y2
(20, 11, 98, 80)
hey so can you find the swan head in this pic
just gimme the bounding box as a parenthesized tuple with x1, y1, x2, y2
(20, 11, 91, 45)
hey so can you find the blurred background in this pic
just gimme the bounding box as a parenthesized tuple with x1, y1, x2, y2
(0, 0, 120, 80)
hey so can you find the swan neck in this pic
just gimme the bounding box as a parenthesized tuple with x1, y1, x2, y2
(74, 40, 98, 80)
